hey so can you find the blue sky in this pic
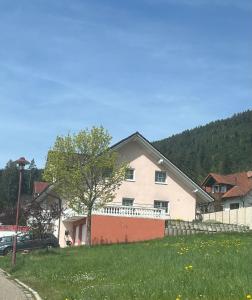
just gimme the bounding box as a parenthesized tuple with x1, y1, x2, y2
(0, 0, 251, 168)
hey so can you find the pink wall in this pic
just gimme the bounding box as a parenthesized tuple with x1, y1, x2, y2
(114, 140, 197, 221)
(72, 219, 86, 245)
(91, 215, 165, 245)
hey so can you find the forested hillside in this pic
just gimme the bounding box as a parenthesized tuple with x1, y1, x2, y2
(0, 159, 43, 223)
(153, 110, 252, 184)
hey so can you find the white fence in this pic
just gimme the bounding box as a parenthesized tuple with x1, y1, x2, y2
(202, 207, 252, 229)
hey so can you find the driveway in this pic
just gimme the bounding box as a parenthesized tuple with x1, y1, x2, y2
(0, 269, 34, 300)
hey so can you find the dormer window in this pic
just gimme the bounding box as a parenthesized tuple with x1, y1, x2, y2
(211, 184, 227, 193)
(220, 185, 227, 193)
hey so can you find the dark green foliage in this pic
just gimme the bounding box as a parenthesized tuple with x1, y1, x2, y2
(0, 159, 43, 223)
(153, 110, 252, 183)
(0, 160, 19, 210)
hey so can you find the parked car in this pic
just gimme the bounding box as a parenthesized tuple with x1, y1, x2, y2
(0, 233, 59, 256)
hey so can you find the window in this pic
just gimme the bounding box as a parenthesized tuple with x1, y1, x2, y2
(18, 234, 32, 241)
(230, 203, 239, 210)
(220, 185, 227, 193)
(122, 198, 134, 206)
(155, 171, 167, 183)
(212, 185, 227, 193)
(0, 236, 12, 243)
(125, 168, 135, 181)
(212, 185, 220, 193)
(154, 200, 169, 213)
(102, 167, 113, 178)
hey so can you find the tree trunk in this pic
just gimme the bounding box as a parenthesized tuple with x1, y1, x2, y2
(86, 208, 92, 246)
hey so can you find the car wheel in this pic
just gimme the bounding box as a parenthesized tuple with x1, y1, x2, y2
(3, 247, 12, 256)
(46, 244, 54, 250)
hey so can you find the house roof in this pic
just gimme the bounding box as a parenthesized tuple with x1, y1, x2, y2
(112, 132, 214, 204)
(33, 181, 49, 195)
(38, 132, 214, 204)
(202, 172, 252, 199)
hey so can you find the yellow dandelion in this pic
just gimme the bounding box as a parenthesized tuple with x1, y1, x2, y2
(246, 295, 252, 299)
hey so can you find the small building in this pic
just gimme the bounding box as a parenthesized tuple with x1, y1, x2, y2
(33, 181, 49, 198)
(35, 132, 213, 247)
(202, 171, 252, 211)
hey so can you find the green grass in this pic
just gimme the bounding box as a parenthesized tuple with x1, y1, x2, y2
(0, 233, 252, 300)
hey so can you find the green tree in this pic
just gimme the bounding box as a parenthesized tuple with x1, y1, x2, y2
(0, 160, 19, 209)
(27, 158, 37, 193)
(26, 158, 43, 194)
(43, 126, 128, 246)
(24, 198, 62, 238)
(153, 110, 252, 182)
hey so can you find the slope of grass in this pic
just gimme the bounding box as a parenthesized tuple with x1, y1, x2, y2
(0, 233, 252, 300)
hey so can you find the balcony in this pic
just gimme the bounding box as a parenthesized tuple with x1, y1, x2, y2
(63, 205, 168, 221)
(94, 205, 167, 219)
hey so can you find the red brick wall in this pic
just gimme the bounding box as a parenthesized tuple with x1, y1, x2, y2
(91, 215, 165, 245)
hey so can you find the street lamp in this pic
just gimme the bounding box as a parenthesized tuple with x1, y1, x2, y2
(12, 157, 30, 267)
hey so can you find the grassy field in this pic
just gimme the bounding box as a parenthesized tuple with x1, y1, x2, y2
(0, 233, 252, 300)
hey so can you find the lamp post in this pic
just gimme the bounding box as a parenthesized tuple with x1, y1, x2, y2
(12, 157, 30, 267)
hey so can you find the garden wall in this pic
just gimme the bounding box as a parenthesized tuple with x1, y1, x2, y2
(91, 215, 165, 245)
(202, 207, 252, 229)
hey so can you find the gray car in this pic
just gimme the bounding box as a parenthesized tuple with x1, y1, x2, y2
(0, 233, 59, 255)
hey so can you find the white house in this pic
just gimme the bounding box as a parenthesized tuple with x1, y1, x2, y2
(202, 171, 252, 211)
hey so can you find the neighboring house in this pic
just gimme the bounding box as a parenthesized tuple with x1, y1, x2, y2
(35, 132, 213, 247)
(202, 171, 252, 212)
(33, 181, 49, 198)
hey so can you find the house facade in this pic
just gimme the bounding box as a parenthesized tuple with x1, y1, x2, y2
(202, 171, 252, 212)
(36, 132, 213, 247)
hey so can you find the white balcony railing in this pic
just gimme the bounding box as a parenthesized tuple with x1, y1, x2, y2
(63, 205, 167, 221)
(93, 205, 167, 219)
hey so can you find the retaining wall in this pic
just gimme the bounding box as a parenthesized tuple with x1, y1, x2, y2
(91, 215, 165, 245)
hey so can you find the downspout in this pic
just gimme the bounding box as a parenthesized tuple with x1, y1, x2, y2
(241, 194, 245, 208)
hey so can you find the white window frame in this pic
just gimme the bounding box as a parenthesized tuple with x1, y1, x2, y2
(154, 200, 169, 214)
(155, 171, 167, 184)
(122, 198, 134, 206)
(125, 168, 135, 181)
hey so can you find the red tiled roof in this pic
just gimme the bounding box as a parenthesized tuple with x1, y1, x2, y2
(203, 171, 252, 199)
(207, 173, 236, 185)
(33, 181, 49, 195)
